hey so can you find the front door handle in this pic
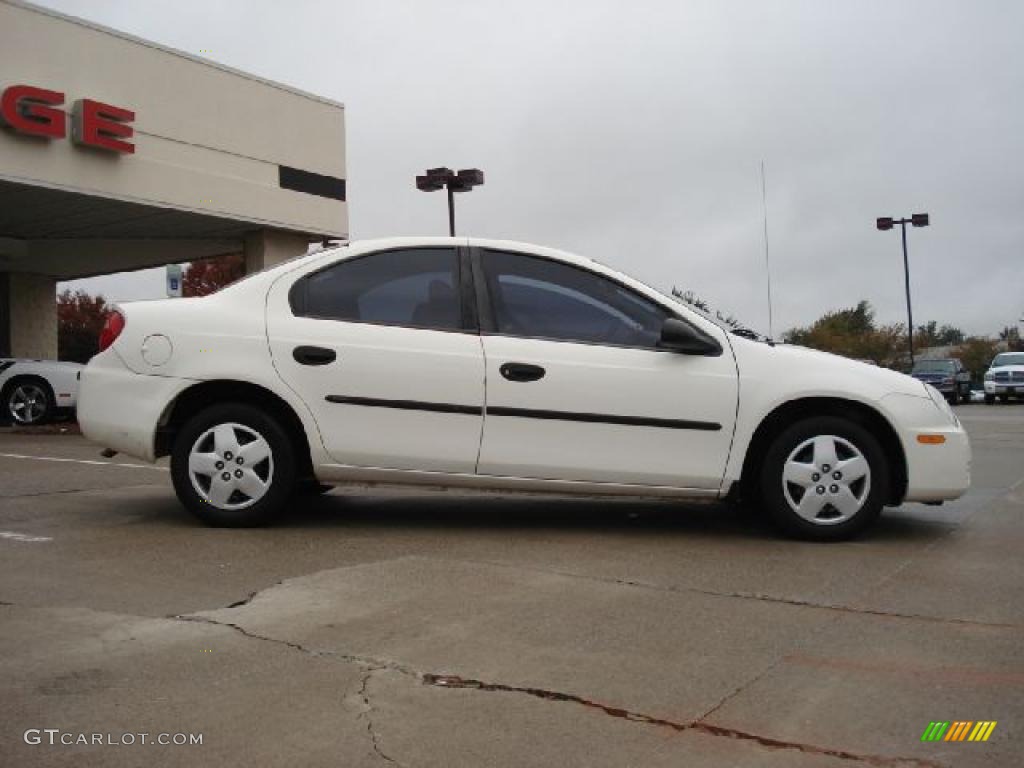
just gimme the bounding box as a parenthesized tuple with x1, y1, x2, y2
(293, 346, 336, 366)
(500, 362, 545, 382)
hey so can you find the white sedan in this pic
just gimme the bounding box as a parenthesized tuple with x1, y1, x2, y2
(77, 237, 970, 540)
(1, 358, 82, 425)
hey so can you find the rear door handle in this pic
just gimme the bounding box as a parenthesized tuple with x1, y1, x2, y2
(499, 362, 545, 382)
(293, 345, 336, 366)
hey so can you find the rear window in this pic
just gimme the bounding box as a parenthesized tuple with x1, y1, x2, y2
(290, 248, 463, 332)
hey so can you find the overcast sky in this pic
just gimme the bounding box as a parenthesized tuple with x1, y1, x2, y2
(45, 0, 1023, 337)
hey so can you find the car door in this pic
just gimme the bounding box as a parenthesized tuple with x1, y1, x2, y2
(266, 246, 485, 474)
(473, 248, 738, 489)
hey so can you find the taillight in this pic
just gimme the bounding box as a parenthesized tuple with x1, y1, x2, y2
(98, 310, 125, 353)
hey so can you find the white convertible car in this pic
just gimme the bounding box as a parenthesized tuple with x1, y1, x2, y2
(1, 358, 82, 425)
(77, 238, 970, 539)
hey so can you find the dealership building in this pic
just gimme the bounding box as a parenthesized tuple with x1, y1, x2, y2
(0, 0, 347, 359)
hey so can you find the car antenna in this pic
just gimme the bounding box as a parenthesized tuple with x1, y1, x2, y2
(761, 160, 776, 346)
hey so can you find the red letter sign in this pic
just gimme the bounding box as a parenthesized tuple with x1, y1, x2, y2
(72, 99, 134, 154)
(0, 85, 66, 139)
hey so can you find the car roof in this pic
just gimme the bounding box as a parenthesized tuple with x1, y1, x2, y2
(339, 236, 597, 270)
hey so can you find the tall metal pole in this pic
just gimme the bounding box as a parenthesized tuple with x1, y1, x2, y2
(447, 185, 455, 236)
(900, 220, 914, 366)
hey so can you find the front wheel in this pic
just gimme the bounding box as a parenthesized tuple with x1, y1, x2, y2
(759, 417, 888, 541)
(171, 403, 296, 527)
(984, 394, 995, 405)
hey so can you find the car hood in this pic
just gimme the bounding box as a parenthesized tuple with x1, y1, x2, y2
(988, 365, 1024, 374)
(731, 338, 929, 400)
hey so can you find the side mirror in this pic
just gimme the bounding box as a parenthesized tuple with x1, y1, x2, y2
(658, 318, 722, 356)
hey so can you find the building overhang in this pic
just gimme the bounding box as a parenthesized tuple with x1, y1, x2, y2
(0, 178, 341, 279)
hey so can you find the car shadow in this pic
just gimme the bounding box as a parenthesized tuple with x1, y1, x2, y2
(253, 491, 950, 544)
(123, 485, 953, 545)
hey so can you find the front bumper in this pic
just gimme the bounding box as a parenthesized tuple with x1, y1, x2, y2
(78, 349, 194, 462)
(984, 381, 1023, 395)
(882, 392, 971, 503)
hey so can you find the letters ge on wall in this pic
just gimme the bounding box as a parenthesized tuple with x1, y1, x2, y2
(0, 83, 134, 154)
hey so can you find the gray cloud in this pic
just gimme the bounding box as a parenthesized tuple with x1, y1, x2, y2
(51, 0, 1024, 336)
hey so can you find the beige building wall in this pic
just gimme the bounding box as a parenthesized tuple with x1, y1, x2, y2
(8, 273, 57, 359)
(244, 230, 313, 273)
(0, 0, 347, 239)
(0, 0, 348, 360)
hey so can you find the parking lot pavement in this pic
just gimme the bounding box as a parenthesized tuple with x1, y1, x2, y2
(1, 405, 1022, 767)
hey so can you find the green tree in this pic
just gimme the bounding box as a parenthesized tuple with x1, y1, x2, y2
(57, 289, 111, 363)
(955, 337, 999, 384)
(182, 254, 245, 298)
(937, 324, 965, 345)
(783, 301, 908, 367)
(998, 326, 1024, 352)
(915, 321, 964, 349)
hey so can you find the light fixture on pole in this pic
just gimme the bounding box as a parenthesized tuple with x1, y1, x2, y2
(876, 213, 929, 366)
(416, 167, 484, 236)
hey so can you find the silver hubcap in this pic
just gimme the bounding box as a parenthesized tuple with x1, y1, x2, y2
(9, 384, 47, 424)
(782, 435, 871, 525)
(188, 423, 273, 510)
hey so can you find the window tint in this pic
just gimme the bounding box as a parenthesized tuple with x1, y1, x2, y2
(296, 248, 462, 331)
(481, 250, 670, 347)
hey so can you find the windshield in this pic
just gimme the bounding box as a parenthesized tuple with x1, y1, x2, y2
(992, 353, 1024, 368)
(913, 360, 955, 373)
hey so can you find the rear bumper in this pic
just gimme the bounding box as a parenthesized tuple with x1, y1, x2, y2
(78, 349, 194, 462)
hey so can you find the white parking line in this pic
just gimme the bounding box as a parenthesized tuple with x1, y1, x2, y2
(0, 453, 168, 471)
(0, 531, 52, 543)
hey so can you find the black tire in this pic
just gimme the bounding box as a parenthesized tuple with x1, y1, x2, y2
(170, 403, 296, 527)
(1000, 395, 1009, 403)
(295, 480, 334, 496)
(984, 394, 995, 405)
(758, 416, 888, 541)
(3, 376, 54, 426)
(961, 387, 971, 404)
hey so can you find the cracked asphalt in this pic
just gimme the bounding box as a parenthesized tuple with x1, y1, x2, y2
(1, 405, 1022, 767)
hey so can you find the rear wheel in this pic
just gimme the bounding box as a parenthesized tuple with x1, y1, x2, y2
(171, 403, 295, 526)
(759, 416, 888, 541)
(4, 378, 53, 426)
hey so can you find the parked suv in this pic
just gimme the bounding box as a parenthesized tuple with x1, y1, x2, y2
(910, 358, 971, 404)
(984, 352, 1024, 404)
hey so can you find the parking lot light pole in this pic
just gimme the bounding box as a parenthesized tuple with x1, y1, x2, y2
(416, 167, 484, 236)
(876, 213, 930, 366)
